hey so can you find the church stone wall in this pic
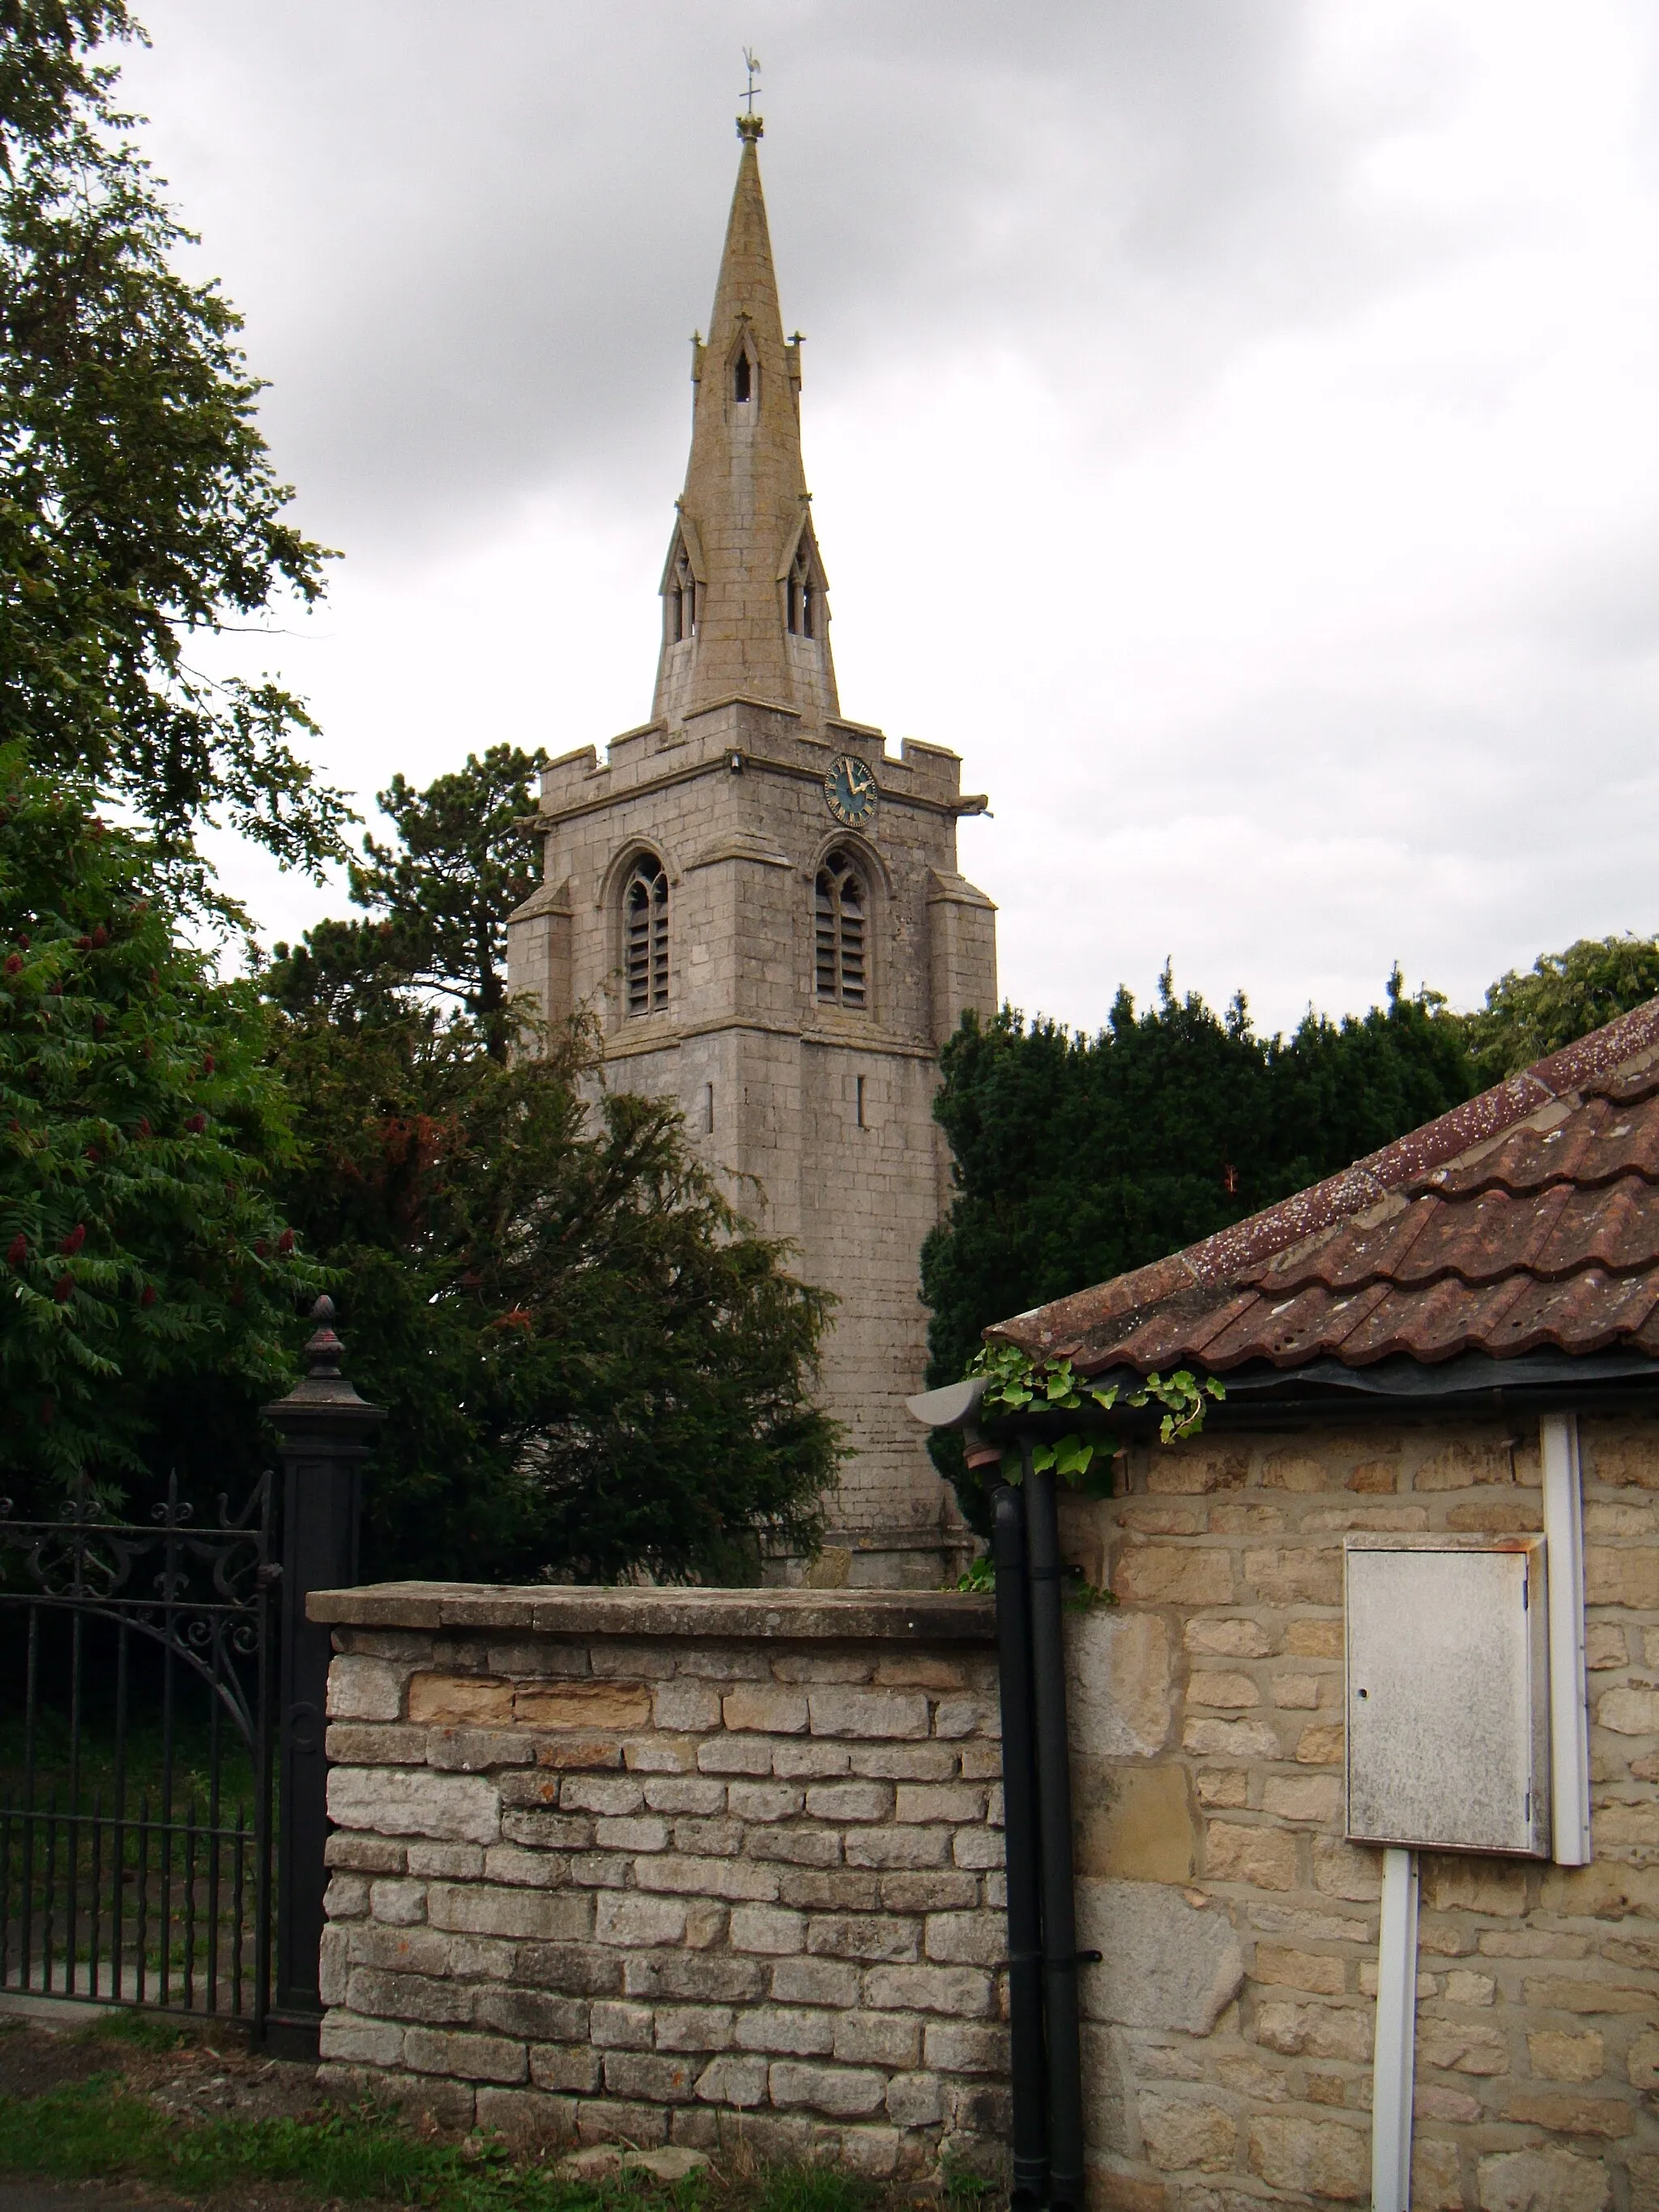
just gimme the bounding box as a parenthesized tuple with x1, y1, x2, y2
(313, 1584, 1007, 2179)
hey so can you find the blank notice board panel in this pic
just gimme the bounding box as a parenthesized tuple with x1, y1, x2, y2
(1345, 1534, 1550, 1857)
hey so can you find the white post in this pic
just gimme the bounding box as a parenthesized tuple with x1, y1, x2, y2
(1541, 1410, 1591, 1865)
(1371, 1846, 1419, 2212)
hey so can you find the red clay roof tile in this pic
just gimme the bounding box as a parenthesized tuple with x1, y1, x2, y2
(992, 999, 1659, 1379)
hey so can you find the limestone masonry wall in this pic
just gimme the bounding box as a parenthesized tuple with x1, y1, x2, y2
(313, 1586, 1004, 2177)
(1061, 1412, 1659, 2212)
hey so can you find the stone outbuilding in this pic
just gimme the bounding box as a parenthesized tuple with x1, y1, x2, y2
(992, 997, 1659, 2210)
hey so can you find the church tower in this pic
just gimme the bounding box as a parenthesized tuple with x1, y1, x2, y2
(507, 113, 996, 1587)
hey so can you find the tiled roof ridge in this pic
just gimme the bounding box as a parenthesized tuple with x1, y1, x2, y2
(993, 995, 1659, 1353)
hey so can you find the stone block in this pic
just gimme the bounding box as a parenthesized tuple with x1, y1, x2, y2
(518, 1681, 653, 1730)
(727, 1783, 803, 1822)
(595, 1816, 669, 1852)
(348, 1967, 470, 2025)
(1186, 1617, 1275, 1657)
(862, 1964, 992, 2018)
(747, 1827, 842, 1868)
(670, 1815, 744, 1855)
(773, 1740, 854, 1779)
(845, 1826, 950, 1870)
(513, 1940, 622, 1996)
(327, 1766, 500, 1845)
(698, 1735, 774, 1775)
(780, 1869, 881, 1911)
(1528, 2029, 1604, 2082)
(624, 1953, 765, 2004)
(694, 2053, 770, 2107)
(325, 1873, 369, 1920)
(952, 1828, 1004, 1869)
(604, 2051, 700, 2103)
(574, 2097, 669, 2148)
(326, 1831, 407, 1873)
(1243, 1546, 1342, 1605)
(1503, 2091, 1629, 2134)
(559, 1775, 643, 1815)
(319, 1927, 351, 2008)
(1256, 2001, 1371, 2062)
(1585, 1548, 1659, 1609)
(923, 2021, 1008, 2074)
(1137, 2094, 1235, 2172)
(480, 1844, 570, 1888)
(1422, 1856, 1527, 1916)
(1413, 2137, 1465, 2210)
(654, 1681, 722, 1733)
(880, 1871, 979, 1912)
(1077, 1764, 1196, 1884)
(595, 1891, 689, 1946)
(655, 2004, 736, 2052)
(1597, 1687, 1659, 1734)
(772, 1957, 860, 2009)
(475, 2084, 579, 2146)
(1255, 1944, 1345, 1996)
(850, 1741, 961, 1780)
(634, 1852, 779, 1903)
(1444, 1971, 1495, 2005)
(407, 1673, 512, 1726)
(1075, 1880, 1243, 2034)
(808, 1689, 928, 1739)
(473, 1988, 587, 2043)
(801, 1916, 912, 1975)
(1477, 2150, 1611, 2212)
(1205, 1819, 1297, 1890)
(1067, 1612, 1174, 1757)
(370, 1877, 427, 1925)
(643, 1776, 727, 1815)
(1145, 1447, 1247, 1495)
(736, 2005, 836, 2056)
(1111, 1546, 1233, 1607)
(885, 2072, 944, 2127)
(1181, 1716, 1281, 1759)
(428, 1728, 535, 1771)
(834, 2010, 919, 2068)
(1247, 2114, 1367, 2200)
(328, 1656, 407, 1721)
(895, 1783, 985, 1823)
(1416, 2019, 1509, 2074)
(723, 1686, 810, 1734)
(730, 1904, 806, 1954)
(1186, 1670, 1260, 1709)
(403, 2028, 527, 2083)
(923, 1912, 1004, 1967)
(1311, 1837, 1383, 1901)
(1262, 1774, 1341, 1824)
(406, 1841, 485, 1879)
(770, 2061, 886, 2117)
(427, 1883, 590, 1942)
(806, 1780, 891, 1822)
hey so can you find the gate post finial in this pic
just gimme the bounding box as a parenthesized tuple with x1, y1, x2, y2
(263, 1294, 386, 2058)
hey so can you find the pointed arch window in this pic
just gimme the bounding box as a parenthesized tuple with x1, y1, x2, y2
(625, 855, 670, 1016)
(787, 537, 818, 639)
(732, 350, 753, 404)
(667, 543, 697, 644)
(815, 850, 866, 1008)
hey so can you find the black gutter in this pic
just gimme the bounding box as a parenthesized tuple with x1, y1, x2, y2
(992, 1480, 1047, 2209)
(1022, 1445, 1085, 2212)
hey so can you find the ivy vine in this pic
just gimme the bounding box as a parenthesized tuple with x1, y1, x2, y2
(968, 1340, 1225, 1489)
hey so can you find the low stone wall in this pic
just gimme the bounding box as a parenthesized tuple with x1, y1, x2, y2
(312, 1583, 1004, 2177)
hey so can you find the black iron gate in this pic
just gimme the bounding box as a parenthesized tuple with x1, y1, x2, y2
(0, 1472, 275, 2022)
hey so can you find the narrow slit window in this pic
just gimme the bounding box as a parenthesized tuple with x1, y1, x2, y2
(625, 856, 670, 1016)
(733, 351, 752, 403)
(669, 545, 697, 642)
(815, 851, 867, 1008)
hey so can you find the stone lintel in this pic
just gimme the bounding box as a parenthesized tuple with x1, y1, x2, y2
(308, 1580, 996, 1643)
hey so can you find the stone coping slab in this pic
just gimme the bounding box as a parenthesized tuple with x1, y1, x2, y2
(307, 1580, 996, 1643)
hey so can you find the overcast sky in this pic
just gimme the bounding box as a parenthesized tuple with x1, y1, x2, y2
(123, 0, 1659, 1038)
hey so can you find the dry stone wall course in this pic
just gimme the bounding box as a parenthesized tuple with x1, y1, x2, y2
(318, 1589, 1002, 2179)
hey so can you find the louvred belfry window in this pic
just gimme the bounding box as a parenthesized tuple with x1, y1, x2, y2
(815, 851, 866, 1008)
(625, 856, 669, 1015)
(787, 538, 817, 638)
(668, 543, 696, 643)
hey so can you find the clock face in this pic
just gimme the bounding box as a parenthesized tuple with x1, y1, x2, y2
(825, 754, 878, 830)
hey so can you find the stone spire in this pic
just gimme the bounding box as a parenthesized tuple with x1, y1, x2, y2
(652, 115, 839, 731)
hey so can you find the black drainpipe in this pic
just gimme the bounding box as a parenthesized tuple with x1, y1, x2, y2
(991, 1476, 1047, 2208)
(1023, 1441, 1086, 2212)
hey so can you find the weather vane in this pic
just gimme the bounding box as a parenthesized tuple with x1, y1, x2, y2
(742, 48, 761, 115)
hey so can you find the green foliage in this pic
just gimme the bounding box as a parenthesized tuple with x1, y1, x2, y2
(970, 1340, 1222, 1485)
(0, 752, 320, 1502)
(1468, 933, 1659, 1083)
(262, 974, 840, 1585)
(342, 744, 552, 1058)
(922, 966, 1476, 1528)
(0, 3, 348, 884)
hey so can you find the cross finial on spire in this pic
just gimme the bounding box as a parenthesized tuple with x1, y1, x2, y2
(737, 48, 763, 140)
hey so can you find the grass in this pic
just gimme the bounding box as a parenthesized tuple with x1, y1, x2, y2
(0, 2017, 919, 2212)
